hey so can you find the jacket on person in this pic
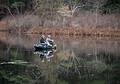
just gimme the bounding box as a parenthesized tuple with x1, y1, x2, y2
(40, 37, 46, 43)
(46, 37, 54, 46)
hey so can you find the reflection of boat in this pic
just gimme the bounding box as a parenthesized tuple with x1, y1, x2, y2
(34, 49, 55, 62)
(34, 39, 56, 62)
(34, 43, 56, 51)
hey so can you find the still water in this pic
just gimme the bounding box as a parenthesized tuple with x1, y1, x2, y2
(0, 31, 120, 84)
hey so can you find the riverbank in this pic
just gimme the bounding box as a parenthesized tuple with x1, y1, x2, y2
(1, 20, 120, 38)
(27, 27, 120, 37)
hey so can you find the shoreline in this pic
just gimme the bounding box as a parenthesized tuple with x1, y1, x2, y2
(26, 27, 120, 37)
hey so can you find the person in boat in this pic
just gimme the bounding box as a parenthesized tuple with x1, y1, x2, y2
(40, 35, 46, 44)
(46, 35, 54, 46)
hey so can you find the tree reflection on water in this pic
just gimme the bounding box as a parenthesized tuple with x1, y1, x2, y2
(57, 51, 120, 84)
(0, 38, 120, 84)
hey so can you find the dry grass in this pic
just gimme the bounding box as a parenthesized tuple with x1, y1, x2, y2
(27, 27, 120, 37)
(0, 13, 120, 38)
(1, 13, 120, 29)
(0, 21, 7, 30)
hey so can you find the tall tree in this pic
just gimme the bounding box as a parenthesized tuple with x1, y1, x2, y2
(101, 0, 120, 14)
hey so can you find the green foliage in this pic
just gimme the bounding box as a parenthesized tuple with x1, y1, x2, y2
(0, 64, 31, 84)
(0, 0, 25, 7)
(11, 2, 25, 8)
(101, 0, 120, 14)
(0, 63, 48, 84)
(110, 60, 120, 84)
(63, 0, 120, 14)
(57, 79, 69, 84)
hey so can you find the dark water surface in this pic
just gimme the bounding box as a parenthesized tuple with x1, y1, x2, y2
(0, 32, 120, 84)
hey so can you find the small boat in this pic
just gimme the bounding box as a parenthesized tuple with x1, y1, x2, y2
(34, 43, 56, 51)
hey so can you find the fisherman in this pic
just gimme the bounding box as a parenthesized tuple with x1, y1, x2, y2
(40, 35, 46, 43)
(46, 35, 54, 46)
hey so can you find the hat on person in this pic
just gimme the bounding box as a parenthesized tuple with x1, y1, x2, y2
(48, 35, 51, 38)
(41, 35, 45, 38)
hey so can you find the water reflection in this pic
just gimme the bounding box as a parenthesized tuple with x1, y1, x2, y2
(34, 49, 56, 62)
(0, 32, 120, 84)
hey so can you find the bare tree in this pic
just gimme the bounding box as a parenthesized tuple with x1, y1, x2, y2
(33, 0, 63, 27)
(86, 0, 108, 28)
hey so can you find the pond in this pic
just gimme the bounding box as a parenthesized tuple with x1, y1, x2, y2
(0, 31, 120, 84)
